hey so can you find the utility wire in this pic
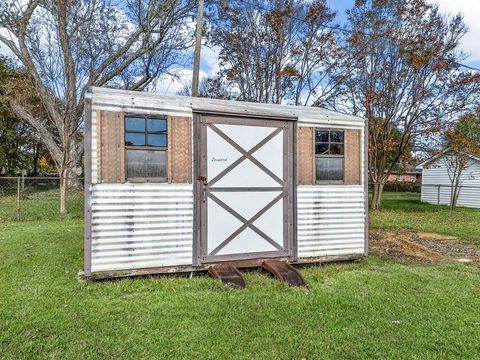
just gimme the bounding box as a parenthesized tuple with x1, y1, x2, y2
(231, 0, 480, 72)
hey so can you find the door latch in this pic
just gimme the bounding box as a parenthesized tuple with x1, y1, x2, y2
(197, 176, 207, 202)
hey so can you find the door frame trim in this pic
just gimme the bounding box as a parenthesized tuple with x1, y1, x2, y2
(193, 113, 297, 265)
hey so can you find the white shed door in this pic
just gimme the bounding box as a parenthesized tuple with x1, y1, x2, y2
(196, 115, 295, 264)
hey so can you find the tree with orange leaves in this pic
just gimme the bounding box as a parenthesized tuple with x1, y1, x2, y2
(331, 0, 480, 210)
(209, 0, 341, 105)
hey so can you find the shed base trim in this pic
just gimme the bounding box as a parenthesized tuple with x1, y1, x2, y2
(79, 254, 365, 280)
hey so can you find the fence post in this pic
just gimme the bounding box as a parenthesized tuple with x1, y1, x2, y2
(21, 170, 26, 191)
(437, 185, 440, 205)
(16, 177, 21, 221)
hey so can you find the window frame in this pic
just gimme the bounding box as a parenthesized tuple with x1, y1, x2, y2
(314, 128, 345, 185)
(124, 114, 168, 182)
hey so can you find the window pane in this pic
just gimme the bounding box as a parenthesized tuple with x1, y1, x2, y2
(126, 150, 167, 179)
(147, 134, 167, 147)
(125, 117, 145, 132)
(316, 157, 344, 181)
(330, 131, 344, 143)
(315, 143, 329, 155)
(146, 151, 167, 178)
(328, 158, 344, 180)
(147, 119, 167, 132)
(316, 158, 328, 181)
(126, 149, 146, 178)
(315, 131, 329, 143)
(125, 132, 145, 146)
(330, 144, 344, 155)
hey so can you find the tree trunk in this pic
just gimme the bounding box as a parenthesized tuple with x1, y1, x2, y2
(371, 182, 385, 210)
(59, 165, 68, 214)
(450, 177, 461, 209)
(67, 164, 83, 190)
(450, 182, 455, 209)
(32, 143, 39, 176)
(58, 141, 71, 215)
(67, 141, 84, 190)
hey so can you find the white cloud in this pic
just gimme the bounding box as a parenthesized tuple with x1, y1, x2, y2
(153, 67, 209, 96)
(0, 28, 16, 58)
(0, 43, 10, 57)
(201, 45, 221, 76)
(432, 0, 480, 61)
(153, 44, 221, 96)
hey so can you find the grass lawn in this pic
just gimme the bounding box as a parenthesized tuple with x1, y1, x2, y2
(1, 192, 480, 359)
(370, 192, 480, 244)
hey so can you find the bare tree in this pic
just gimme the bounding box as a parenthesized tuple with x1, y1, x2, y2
(208, 0, 341, 105)
(0, 0, 196, 213)
(332, 0, 480, 210)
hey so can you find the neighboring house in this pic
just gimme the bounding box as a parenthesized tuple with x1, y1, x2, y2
(386, 168, 422, 184)
(82, 87, 368, 279)
(416, 151, 480, 208)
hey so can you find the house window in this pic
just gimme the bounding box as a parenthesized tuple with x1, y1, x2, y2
(315, 129, 344, 183)
(125, 116, 167, 181)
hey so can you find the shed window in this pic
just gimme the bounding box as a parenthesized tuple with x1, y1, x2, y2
(315, 129, 344, 183)
(125, 116, 167, 181)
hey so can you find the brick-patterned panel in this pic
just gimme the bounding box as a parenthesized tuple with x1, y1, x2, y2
(345, 129, 361, 185)
(98, 111, 125, 183)
(298, 126, 314, 185)
(169, 116, 192, 183)
(96, 110, 101, 182)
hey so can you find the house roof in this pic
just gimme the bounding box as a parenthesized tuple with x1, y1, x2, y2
(416, 149, 480, 169)
(88, 87, 365, 129)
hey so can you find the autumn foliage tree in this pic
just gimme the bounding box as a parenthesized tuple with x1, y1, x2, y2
(331, 0, 480, 209)
(208, 0, 341, 105)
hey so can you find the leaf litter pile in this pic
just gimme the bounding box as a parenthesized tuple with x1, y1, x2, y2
(369, 230, 480, 265)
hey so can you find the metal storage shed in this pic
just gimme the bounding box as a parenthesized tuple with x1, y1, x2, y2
(83, 87, 368, 278)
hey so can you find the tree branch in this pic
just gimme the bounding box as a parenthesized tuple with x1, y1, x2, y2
(9, 98, 63, 166)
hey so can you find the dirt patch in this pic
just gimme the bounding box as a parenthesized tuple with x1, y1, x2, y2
(369, 230, 480, 265)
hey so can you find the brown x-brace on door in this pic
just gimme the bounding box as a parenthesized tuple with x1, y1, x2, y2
(194, 114, 296, 265)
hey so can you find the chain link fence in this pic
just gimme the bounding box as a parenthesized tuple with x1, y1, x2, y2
(420, 183, 480, 206)
(0, 177, 84, 221)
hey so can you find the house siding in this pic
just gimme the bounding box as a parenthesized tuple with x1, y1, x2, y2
(421, 156, 480, 208)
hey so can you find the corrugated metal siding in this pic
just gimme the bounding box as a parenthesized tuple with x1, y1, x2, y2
(297, 186, 366, 258)
(421, 158, 480, 208)
(297, 119, 363, 129)
(90, 183, 193, 272)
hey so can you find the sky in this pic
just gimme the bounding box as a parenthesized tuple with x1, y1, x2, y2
(430, 0, 480, 68)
